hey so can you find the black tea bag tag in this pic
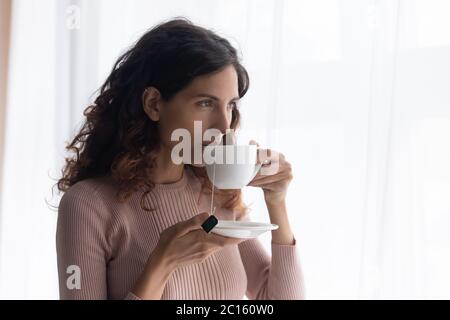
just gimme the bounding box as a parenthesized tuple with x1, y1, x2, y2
(201, 215, 218, 233)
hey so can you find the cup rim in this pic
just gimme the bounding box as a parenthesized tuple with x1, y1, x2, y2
(203, 144, 258, 166)
(204, 144, 257, 150)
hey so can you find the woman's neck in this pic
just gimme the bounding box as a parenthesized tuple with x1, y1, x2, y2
(150, 145, 184, 184)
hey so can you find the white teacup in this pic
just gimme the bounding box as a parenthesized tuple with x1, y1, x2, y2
(203, 144, 261, 189)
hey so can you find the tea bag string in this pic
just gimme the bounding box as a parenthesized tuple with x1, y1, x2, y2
(210, 162, 216, 216)
(209, 132, 235, 216)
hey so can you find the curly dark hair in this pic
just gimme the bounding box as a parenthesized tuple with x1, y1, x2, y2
(57, 18, 250, 216)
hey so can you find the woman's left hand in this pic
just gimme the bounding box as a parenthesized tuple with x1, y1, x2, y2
(247, 141, 293, 204)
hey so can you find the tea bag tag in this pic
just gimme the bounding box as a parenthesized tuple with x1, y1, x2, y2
(202, 215, 218, 233)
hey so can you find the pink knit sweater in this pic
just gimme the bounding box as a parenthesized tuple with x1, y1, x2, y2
(56, 165, 305, 300)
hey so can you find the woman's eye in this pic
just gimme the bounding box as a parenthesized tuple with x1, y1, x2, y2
(197, 100, 239, 110)
(198, 100, 213, 108)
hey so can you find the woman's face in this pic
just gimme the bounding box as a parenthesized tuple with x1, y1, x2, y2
(148, 65, 240, 164)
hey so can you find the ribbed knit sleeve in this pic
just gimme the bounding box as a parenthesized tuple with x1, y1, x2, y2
(238, 231, 306, 300)
(56, 184, 135, 300)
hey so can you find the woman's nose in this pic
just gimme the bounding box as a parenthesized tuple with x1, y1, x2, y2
(212, 106, 232, 134)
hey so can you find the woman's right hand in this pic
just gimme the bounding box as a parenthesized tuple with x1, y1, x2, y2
(131, 212, 246, 299)
(153, 212, 246, 270)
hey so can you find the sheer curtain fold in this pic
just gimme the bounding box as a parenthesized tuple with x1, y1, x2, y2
(0, 0, 12, 219)
(0, 0, 449, 299)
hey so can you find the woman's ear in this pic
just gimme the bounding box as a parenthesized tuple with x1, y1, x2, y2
(142, 87, 162, 122)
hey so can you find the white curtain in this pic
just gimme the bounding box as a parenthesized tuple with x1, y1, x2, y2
(1, 0, 449, 299)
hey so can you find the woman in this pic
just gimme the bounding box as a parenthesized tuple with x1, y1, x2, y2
(56, 18, 305, 300)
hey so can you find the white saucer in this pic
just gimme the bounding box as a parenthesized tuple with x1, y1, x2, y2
(211, 220, 279, 239)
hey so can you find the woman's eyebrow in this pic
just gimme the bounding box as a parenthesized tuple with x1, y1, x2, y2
(192, 93, 240, 102)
